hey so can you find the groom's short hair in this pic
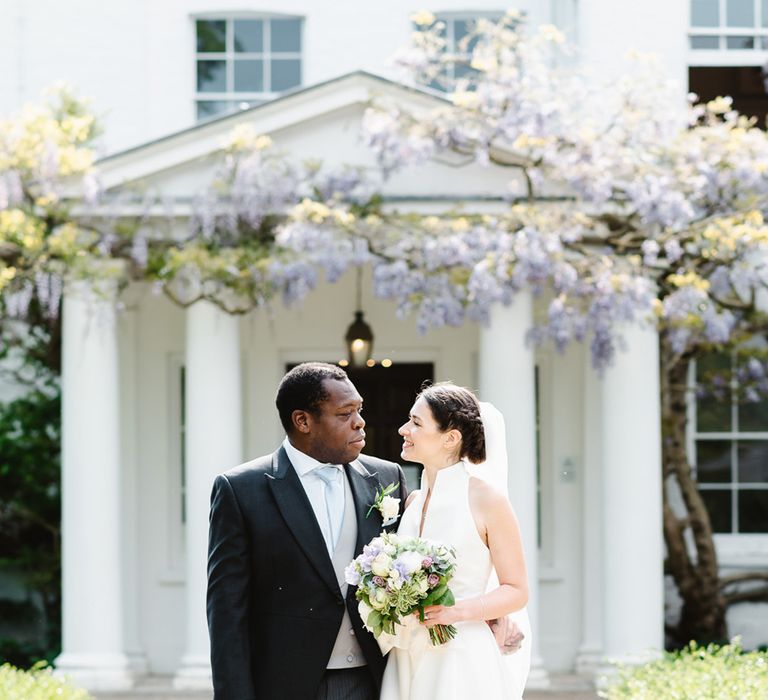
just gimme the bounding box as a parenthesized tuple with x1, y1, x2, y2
(276, 362, 350, 434)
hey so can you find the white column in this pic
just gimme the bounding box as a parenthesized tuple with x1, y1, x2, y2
(575, 353, 604, 675)
(479, 292, 549, 688)
(118, 306, 148, 675)
(600, 323, 664, 671)
(174, 301, 243, 689)
(56, 280, 133, 691)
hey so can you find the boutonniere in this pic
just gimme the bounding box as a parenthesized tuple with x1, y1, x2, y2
(366, 482, 400, 526)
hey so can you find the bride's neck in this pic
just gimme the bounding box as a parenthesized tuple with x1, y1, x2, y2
(422, 455, 461, 491)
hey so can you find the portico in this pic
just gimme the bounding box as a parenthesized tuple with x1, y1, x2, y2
(55, 72, 664, 692)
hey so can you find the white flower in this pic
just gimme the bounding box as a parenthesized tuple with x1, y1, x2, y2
(371, 553, 392, 577)
(380, 495, 401, 522)
(410, 10, 435, 26)
(397, 550, 424, 575)
(358, 599, 374, 630)
(367, 483, 401, 526)
(370, 588, 388, 610)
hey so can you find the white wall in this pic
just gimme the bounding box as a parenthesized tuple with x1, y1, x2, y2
(0, 0, 687, 154)
(577, 0, 688, 90)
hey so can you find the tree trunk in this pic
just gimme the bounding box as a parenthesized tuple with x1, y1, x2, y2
(660, 334, 728, 645)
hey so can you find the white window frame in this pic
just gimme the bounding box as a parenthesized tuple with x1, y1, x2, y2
(193, 13, 303, 121)
(686, 358, 768, 566)
(420, 11, 504, 88)
(689, 0, 768, 65)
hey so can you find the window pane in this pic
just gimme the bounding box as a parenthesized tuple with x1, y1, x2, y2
(453, 19, 479, 52)
(197, 60, 227, 92)
(696, 353, 732, 432)
(697, 394, 732, 432)
(431, 18, 448, 39)
(726, 35, 755, 48)
(691, 35, 720, 48)
(739, 397, 768, 431)
(738, 441, 768, 482)
(234, 19, 263, 52)
(271, 18, 302, 52)
(700, 489, 733, 532)
(726, 0, 754, 26)
(454, 63, 478, 81)
(234, 59, 264, 91)
(197, 20, 226, 52)
(271, 59, 301, 91)
(763, 0, 768, 26)
(696, 440, 732, 482)
(427, 71, 449, 92)
(739, 490, 768, 531)
(691, 0, 719, 26)
(196, 100, 235, 120)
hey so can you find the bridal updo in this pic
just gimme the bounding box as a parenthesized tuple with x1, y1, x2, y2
(418, 381, 486, 464)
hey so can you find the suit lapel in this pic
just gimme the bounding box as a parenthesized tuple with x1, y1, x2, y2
(266, 447, 340, 596)
(345, 459, 385, 554)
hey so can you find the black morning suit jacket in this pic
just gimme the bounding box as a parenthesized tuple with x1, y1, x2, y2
(207, 445, 408, 700)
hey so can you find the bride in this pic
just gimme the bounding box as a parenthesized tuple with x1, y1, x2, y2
(380, 381, 531, 700)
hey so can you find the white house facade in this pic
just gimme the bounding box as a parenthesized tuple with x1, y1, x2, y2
(1, 0, 767, 693)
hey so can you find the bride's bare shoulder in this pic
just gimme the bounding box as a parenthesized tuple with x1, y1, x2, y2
(468, 476, 512, 513)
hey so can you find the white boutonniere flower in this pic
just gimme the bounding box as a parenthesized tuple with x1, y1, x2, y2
(366, 482, 401, 526)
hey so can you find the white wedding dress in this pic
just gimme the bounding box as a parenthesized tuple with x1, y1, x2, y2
(380, 458, 528, 700)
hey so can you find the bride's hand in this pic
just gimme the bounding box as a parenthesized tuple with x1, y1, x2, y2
(417, 604, 464, 627)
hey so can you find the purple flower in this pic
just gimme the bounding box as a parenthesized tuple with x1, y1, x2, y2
(344, 563, 361, 586)
(393, 561, 412, 583)
(427, 573, 440, 588)
(372, 576, 386, 587)
(421, 557, 433, 569)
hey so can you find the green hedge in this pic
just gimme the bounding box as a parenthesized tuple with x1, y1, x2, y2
(600, 641, 768, 700)
(0, 663, 92, 700)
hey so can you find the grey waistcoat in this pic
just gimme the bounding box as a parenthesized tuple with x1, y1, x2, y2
(326, 472, 366, 669)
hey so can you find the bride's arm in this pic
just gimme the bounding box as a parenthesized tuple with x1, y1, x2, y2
(422, 480, 528, 626)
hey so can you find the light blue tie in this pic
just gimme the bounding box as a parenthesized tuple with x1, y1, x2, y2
(314, 465, 344, 553)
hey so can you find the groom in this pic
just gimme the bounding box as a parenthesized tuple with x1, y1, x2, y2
(207, 362, 408, 700)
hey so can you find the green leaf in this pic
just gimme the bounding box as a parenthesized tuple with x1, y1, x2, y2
(423, 583, 448, 605)
(367, 609, 382, 632)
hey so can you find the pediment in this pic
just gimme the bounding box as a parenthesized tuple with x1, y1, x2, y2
(93, 71, 522, 208)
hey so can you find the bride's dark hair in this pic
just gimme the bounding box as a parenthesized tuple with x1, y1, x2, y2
(418, 381, 486, 464)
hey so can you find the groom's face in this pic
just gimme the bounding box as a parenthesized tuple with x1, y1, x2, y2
(304, 378, 366, 464)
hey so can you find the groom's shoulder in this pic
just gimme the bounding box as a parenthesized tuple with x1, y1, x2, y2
(219, 451, 277, 487)
(357, 453, 401, 478)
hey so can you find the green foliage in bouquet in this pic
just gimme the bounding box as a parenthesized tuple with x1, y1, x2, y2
(599, 640, 768, 700)
(0, 662, 93, 700)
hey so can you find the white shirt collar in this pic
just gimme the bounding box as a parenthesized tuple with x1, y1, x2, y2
(282, 437, 341, 477)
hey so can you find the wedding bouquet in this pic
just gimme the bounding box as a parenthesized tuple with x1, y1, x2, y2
(344, 532, 458, 646)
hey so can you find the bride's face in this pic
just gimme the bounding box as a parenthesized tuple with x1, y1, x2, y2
(398, 396, 446, 465)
